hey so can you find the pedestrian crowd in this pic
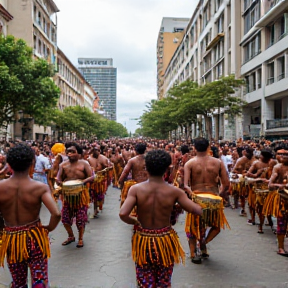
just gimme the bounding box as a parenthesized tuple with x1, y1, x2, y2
(0, 136, 288, 287)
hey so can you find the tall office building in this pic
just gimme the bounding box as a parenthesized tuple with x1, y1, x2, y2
(157, 17, 190, 100)
(78, 58, 117, 121)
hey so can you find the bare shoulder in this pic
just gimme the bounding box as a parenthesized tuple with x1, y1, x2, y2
(185, 157, 196, 166)
(273, 163, 282, 171)
(210, 156, 221, 164)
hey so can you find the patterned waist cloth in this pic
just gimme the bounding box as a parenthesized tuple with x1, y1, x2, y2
(0, 219, 50, 266)
(132, 225, 185, 267)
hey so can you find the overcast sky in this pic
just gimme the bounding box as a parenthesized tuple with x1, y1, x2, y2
(54, 0, 198, 133)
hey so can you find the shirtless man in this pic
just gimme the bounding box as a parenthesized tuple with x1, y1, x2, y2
(110, 146, 125, 187)
(118, 143, 148, 187)
(118, 143, 148, 210)
(88, 146, 110, 217)
(88, 146, 110, 172)
(57, 142, 92, 248)
(246, 149, 275, 230)
(119, 149, 202, 287)
(0, 144, 61, 287)
(269, 147, 288, 256)
(232, 146, 255, 216)
(184, 138, 230, 264)
(122, 144, 133, 165)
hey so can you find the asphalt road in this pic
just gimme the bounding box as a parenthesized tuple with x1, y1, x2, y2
(1, 185, 288, 288)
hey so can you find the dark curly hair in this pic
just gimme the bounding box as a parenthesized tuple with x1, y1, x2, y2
(145, 150, 171, 176)
(181, 145, 189, 155)
(65, 142, 83, 155)
(6, 144, 35, 172)
(194, 138, 209, 152)
(135, 143, 146, 154)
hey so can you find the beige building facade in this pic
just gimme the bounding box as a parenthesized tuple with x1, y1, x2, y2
(0, 0, 13, 35)
(163, 0, 242, 140)
(241, 0, 288, 139)
(157, 17, 189, 100)
(3, 0, 98, 141)
(6, 0, 59, 140)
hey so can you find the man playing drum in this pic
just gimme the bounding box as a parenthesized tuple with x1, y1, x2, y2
(57, 142, 92, 248)
(119, 149, 202, 287)
(268, 147, 288, 256)
(232, 146, 255, 216)
(184, 138, 230, 264)
(246, 149, 275, 232)
(88, 146, 110, 218)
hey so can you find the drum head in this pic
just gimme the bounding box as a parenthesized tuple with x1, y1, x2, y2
(196, 193, 222, 201)
(63, 180, 83, 186)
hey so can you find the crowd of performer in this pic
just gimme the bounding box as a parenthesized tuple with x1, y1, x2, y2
(0, 137, 288, 287)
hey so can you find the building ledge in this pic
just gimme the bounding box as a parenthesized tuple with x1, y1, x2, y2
(206, 33, 224, 51)
(0, 4, 13, 21)
(255, 0, 288, 28)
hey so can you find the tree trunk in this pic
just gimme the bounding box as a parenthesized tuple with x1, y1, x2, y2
(204, 116, 213, 140)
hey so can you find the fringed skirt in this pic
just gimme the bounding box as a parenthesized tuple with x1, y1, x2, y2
(121, 179, 137, 207)
(0, 219, 50, 266)
(132, 225, 185, 267)
(263, 190, 288, 218)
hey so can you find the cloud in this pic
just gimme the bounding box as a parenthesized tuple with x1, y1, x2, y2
(54, 0, 197, 132)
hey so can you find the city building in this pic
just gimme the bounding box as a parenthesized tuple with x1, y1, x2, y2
(7, 0, 59, 140)
(78, 58, 117, 121)
(56, 48, 85, 110)
(241, 0, 288, 139)
(162, 0, 242, 140)
(0, 0, 13, 36)
(157, 17, 190, 100)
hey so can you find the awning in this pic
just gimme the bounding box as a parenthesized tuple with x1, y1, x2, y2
(206, 33, 224, 51)
(0, 4, 13, 21)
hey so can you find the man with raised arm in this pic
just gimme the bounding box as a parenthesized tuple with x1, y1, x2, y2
(0, 144, 61, 287)
(119, 149, 202, 287)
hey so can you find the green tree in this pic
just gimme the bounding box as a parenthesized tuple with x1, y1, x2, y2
(139, 75, 245, 140)
(0, 35, 60, 138)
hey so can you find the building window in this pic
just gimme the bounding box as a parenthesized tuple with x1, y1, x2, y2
(216, 13, 224, 33)
(215, 60, 224, 79)
(277, 56, 285, 81)
(38, 40, 42, 54)
(214, 40, 224, 62)
(257, 69, 262, 89)
(267, 62, 275, 85)
(243, 32, 261, 63)
(267, 24, 275, 47)
(203, 4, 210, 28)
(215, 0, 223, 12)
(279, 13, 288, 40)
(38, 12, 41, 27)
(243, 0, 260, 34)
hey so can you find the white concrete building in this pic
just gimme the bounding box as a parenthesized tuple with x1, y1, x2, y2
(163, 0, 242, 140)
(241, 0, 288, 140)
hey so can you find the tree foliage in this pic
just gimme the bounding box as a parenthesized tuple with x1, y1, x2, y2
(52, 106, 128, 140)
(0, 35, 60, 131)
(139, 75, 245, 139)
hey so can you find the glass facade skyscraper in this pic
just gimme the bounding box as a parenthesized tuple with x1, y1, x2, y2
(78, 58, 117, 121)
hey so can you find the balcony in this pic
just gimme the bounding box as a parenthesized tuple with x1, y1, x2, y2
(266, 77, 274, 85)
(256, 0, 288, 28)
(267, 119, 288, 129)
